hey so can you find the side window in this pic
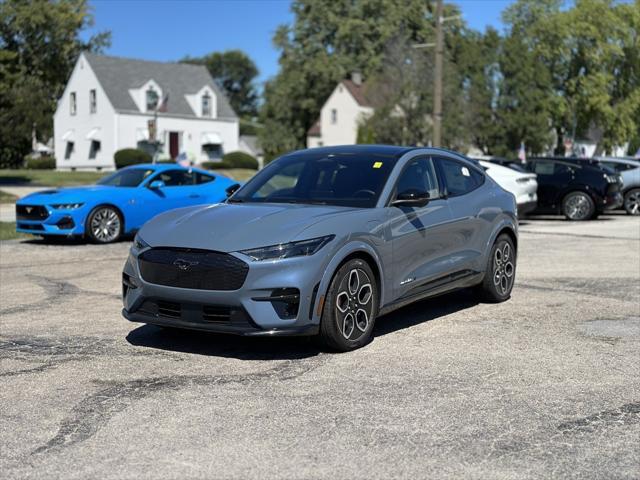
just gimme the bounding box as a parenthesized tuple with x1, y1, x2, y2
(157, 170, 195, 187)
(437, 158, 483, 196)
(554, 162, 575, 174)
(196, 172, 215, 185)
(395, 157, 440, 199)
(533, 161, 555, 175)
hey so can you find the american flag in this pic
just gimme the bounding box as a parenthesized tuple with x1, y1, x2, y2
(518, 142, 526, 163)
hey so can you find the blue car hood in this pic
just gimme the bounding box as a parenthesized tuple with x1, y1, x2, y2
(140, 202, 357, 252)
(18, 185, 115, 205)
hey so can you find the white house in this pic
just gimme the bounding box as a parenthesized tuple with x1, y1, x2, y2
(54, 53, 239, 170)
(306, 74, 373, 148)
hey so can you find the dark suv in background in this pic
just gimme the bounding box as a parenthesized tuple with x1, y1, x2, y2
(524, 157, 623, 220)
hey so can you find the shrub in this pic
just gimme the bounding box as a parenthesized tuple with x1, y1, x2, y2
(24, 155, 55, 169)
(222, 151, 259, 170)
(114, 148, 151, 169)
(201, 161, 233, 170)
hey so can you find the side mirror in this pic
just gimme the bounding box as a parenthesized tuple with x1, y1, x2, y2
(148, 180, 165, 189)
(225, 183, 240, 197)
(391, 189, 430, 208)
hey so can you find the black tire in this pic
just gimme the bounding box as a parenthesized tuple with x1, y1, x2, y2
(85, 205, 123, 243)
(624, 188, 640, 216)
(319, 258, 379, 352)
(562, 191, 595, 221)
(476, 234, 516, 303)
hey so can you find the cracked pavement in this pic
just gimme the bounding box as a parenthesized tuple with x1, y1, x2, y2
(1, 212, 639, 479)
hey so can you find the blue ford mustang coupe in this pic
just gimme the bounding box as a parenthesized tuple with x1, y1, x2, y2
(16, 164, 237, 243)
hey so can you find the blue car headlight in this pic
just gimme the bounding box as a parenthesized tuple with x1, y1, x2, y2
(239, 235, 335, 261)
(52, 203, 84, 210)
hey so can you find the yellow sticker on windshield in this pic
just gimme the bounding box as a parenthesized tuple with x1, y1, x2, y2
(373, 161, 383, 168)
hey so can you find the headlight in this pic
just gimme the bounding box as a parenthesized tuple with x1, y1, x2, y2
(239, 235, 335, 261)
(133, 234, 150, 251)
(52, 203, 84, 210)
(603, 174, 620, 184)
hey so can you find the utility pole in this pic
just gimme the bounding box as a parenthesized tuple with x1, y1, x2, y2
(433, 0, 444, 147)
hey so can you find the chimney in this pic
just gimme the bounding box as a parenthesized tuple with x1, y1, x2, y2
(351, 72, 363, 85)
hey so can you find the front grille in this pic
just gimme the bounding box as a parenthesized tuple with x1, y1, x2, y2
(202, 305, 232, 322)
(17, 223, 44, 231)
(157, 301, 181, 319)
(135, 299, 254, 327)
(16, 205, 49, 220)
(138, 248, 249, 291)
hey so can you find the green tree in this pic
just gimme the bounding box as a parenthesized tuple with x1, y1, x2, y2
(0, 0, 110, 167)
(259, 0, 432, 159)
(181, 49, 259, 117)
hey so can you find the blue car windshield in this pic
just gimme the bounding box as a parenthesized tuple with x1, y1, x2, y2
(97, 168, 155, 187)
(230, 152, 397, 208)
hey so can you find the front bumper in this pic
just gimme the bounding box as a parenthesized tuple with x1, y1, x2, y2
(122, 247, 331, 336)
(15, 204, 86, 236)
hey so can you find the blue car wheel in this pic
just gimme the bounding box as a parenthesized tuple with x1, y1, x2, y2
(86, 205, 123, 243)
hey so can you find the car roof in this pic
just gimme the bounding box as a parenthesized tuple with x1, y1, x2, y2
(124, 163, 185, 171)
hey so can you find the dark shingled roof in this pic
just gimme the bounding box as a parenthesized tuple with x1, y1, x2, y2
(341, 79, 371, 107)
(84, 53, 237, 119)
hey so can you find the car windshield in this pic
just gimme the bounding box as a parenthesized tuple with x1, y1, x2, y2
(230, 152, 397, 207)
(97, 168, 155, 187)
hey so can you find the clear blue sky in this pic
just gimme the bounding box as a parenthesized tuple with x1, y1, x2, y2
(83, 0, 513, 87)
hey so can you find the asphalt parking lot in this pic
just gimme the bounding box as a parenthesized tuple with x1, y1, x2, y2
(1, 213, 639, 479)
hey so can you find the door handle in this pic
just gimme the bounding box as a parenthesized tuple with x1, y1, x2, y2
(189, 194, 201, 198)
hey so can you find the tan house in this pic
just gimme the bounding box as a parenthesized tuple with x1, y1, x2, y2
(306, 74, 373, 148)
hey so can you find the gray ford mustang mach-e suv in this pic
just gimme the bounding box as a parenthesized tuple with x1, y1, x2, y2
(122, 145, 518, 351)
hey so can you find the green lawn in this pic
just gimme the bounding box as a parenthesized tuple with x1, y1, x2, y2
(0, 190, 18, 203)
(0, 222, 30, 241)
(0, 169, 107, 187)
(214, 168, 257, 183)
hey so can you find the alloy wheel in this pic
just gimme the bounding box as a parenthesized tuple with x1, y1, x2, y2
(493, 241, 515, 296)
(335, 268, 374, 341)
(565, 194, 591, 220)
(625, 190, 640, 215)
(90, 208, 121, 243)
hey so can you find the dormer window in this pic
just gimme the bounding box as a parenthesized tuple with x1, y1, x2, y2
(202, 93, 212, 117)
(70, 92, 77, 115)
(146, 87, 159, 112)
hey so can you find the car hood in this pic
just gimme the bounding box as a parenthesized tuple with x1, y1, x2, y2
(18, 185, 116, 205)
(140, 202, 358, 252)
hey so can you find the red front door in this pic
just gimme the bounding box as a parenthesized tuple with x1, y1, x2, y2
(169, 132, 179, 159)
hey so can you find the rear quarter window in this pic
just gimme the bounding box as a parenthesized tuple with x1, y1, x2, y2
(437, 158, 484, 196)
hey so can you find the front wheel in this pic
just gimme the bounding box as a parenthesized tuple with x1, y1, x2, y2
(319, 259, 378, 352)
(624, 188, 640, 215)
(85, 206, 123, 243)
(476, 234, 516, 303)
(562, 191, 595, 221)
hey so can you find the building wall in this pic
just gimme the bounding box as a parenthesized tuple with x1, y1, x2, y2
(313, 83, 373, 147)
(117, 113, 239, 164)
(307, 136, 323, 148)
(54, 53, 117, 170)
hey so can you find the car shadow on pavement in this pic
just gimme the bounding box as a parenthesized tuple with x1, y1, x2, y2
(125, 289, 479, 360)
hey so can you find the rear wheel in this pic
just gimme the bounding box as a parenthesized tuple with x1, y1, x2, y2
(624, 188, 640, 215)
(562, 191, 595, 221)
(86, 206, 122, 243)
(477, 234, 516, 303)
(319, 259, 378, 352)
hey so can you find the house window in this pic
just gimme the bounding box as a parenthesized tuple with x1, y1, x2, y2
(70, 92, 77, 115)
(89, 140, 101, 160)
(202, 93, 212, 117)
(65, 142, 74, 160)
(331, 109, 337, 124)
(90, 89, 97, 113)
(202, 143, 222, 160)
(146, 87, 159, 112)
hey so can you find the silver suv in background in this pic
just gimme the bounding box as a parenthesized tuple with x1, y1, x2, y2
(593, 157, 640, 215)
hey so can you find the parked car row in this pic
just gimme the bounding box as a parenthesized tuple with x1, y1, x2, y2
(482, 156, 636, 220)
